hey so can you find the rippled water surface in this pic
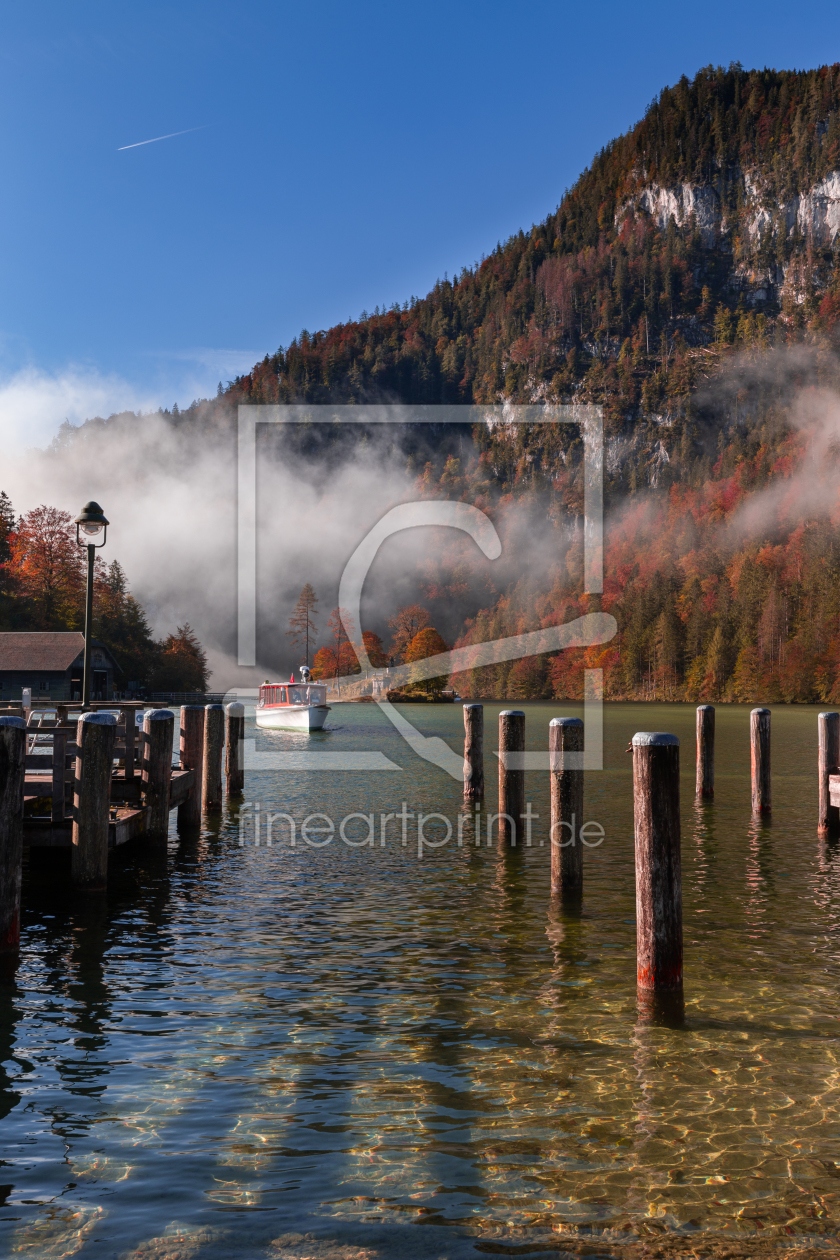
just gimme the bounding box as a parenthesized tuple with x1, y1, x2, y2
(5, 701, 840, 1258)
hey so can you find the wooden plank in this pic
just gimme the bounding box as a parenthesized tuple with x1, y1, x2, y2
(169, 768, 194, 808)
(26, 745, 127, 769)
(25, 805, 150, 849)
(110, 806, 150, 847)
(25, 770, 75, 787)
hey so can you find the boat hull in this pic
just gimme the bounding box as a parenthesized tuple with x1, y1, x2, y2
(256, 705, 330, 731)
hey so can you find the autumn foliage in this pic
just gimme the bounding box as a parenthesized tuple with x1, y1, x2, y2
(0, 495, 209, 691)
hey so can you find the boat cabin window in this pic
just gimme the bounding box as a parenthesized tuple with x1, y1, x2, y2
(261, 683, 326, 706)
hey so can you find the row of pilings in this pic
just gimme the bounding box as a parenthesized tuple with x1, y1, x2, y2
(462, 704, 840, 1023)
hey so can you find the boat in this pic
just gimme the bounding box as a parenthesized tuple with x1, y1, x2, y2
(256, 665, 330, 731)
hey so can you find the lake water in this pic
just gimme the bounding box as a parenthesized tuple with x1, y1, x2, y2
(4, 701, 840, 1259)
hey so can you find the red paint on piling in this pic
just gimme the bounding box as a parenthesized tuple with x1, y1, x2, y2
(0, 910, 20, 951)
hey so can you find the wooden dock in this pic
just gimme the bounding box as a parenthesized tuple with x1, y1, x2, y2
(0, 699, 238, 860)
(23, 769, 195, 848)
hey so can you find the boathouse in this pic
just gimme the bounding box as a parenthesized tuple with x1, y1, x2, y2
(0, 632, 119, 702)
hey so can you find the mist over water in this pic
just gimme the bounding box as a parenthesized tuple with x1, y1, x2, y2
(1, 392, 576, 687)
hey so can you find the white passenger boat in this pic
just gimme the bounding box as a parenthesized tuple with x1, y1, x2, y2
(256, 666, 330, 731)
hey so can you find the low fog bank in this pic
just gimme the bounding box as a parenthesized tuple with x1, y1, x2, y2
(2, 389, 573, 686)
(6, 344, 837, 688)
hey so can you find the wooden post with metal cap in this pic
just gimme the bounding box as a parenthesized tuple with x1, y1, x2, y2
(632, 732, 683, 997)
(462, 704, 484, 801)
(497, 710, 525, 845)
(72, 711, 117, 891)
(549, 716, 583, 894)
(818, 711, 840, 836)
(178, 705, 205, 827)
(143, 709, 174, 839)
(695, 705, 714, 799)
(225, 702, 245, 796)
(203, 704, 225, 811)
(750, 707, 771, 816)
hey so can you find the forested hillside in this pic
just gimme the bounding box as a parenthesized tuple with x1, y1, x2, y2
(216, 63, 840, 702)
(227, 62, 840, 426)
(29, 63, 840, 701)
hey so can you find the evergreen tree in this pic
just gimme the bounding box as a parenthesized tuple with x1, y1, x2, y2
(0, 491, 13, 565)
(287, 582, 319, 665)
(150, 623, 209, 693)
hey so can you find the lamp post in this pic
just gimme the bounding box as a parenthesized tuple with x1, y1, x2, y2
(75, 501, 109, 708)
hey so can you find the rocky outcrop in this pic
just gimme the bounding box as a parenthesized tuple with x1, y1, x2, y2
(744, 170, 840, 247)
(616, 183, 721, 246)
(617, 170, 840, 251)
(615, 170, 840, 309)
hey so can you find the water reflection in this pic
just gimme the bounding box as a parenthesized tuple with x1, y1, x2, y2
(4, 702, 840, 1256)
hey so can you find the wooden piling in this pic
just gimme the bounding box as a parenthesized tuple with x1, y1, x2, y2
(72, 712, 117, 891)
(225, 702, 245, 796)
(122, 705, 137, 781)
(818, 711, 840, 836)
(203, 704, 225, 811)
(632, 732, 682, 994)
(142, 709, 174, 839)
(695, 705, 715, 799)
(178, 706, 205, 827)
(0, 717, 26, 951)
(498, 710, 525, 845)
(51, 727, 67, 822)
(750, 707, 771, 816)
(463, 704, 484, 800)
(549, 717, 583, 894)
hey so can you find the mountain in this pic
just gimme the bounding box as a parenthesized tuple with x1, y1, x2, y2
(227, 62, 840, 427)
(212, 64, 840, 704)
(28, 64, 840, 702)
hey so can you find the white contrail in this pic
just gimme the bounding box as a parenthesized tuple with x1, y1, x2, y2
(117, 127, 203, 151)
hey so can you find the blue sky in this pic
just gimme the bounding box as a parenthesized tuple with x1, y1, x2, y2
(2, 0, 840, 430)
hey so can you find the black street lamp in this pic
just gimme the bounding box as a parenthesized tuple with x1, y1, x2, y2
(75, 501, 109, 708)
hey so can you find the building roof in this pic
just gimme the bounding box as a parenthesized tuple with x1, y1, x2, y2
(0, 632, 118, 672)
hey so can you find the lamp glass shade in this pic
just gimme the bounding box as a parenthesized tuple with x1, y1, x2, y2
(75, 500, 109, 529)
(79, 520, 105, 537)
